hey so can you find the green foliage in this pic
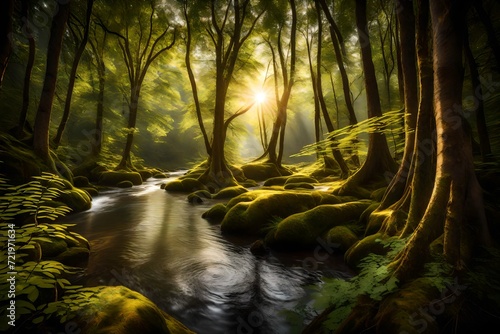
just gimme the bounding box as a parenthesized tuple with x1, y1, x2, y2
(0, 173, 72, 224)
(289, 237, 405, 331)
(292, 109, 406, 160)
(0, 174, 85, 331)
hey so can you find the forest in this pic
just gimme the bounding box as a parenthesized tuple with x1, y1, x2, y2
(1, 0, 500, 333)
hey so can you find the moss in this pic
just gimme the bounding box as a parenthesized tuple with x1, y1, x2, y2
(325, 226, 359, 253)
(55, 246, 90, 267)
(363, 206, 390, 235)
(138, 169, 154, 181)
(213, 186, 248, 199)
(267, 201, 372, 249)
(98, 171, 143, 186)
(284, 182, 315, 190)
(164, 178, 208, 192)
(239, 179, 259, 188)
(240, 162, 282, 181)
(57, 188, 92, 212)
(37, 239, 68, 257)
(202, 203, 227, 221)
(344, 233, 390, 269)
(82, 186, 99, 197)
(263, 176, 289, 186)
(73, 176, 90, 188)
(117, 180, 134, 188)
(71, 286, 194, 334)
(374, 278, 442, 334)
(284, 175, 318, 185)
(221, 191, 344, 235)
(153, 172, 169, 179)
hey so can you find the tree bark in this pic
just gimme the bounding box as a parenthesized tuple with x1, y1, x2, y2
(463, 26, 493, 161)
(33, 1, 71, 166)
(53, 0, 94, 148)
(337, 0, 397, 195)
(394, 0, 492, 281)
(0, 0, 14, 87)
(17, 0, 36, 139)
(379, 0, 419, 209)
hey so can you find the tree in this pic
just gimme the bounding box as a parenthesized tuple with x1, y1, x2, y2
(33, 1, 71, 168)
(16, 0, 36, 139)
(0, 0, 14, 87)
(255, 0, 297, 168)
(336, 0, 397, 195)
(195, 0, 263, 188)
(52, 0, 95, 148)
(96, 0, 176, 171)
(390, 0, 493, 281)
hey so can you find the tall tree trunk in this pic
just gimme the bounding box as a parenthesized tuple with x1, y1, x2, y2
(337, 0, 397, 196)
(463, 26, 493, 161)
(318, 0, 360, 167)
(33, 1, 71, 167)
(116, 88, 140, 170)
(473, 0, 500, 71)
(17, 0, 36, 139)
(0, 0, 14, 87)
(92, 50, 105, 157)
(378, 0, 419, 209)
(393, 0, 492, 281)
(53, 0, 94, 148)
(315, 1, 350, 178)
(183, 3, 211, 156)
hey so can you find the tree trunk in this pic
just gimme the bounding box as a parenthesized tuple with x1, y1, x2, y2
(318, 0, 359, 168)
(0, 0, 14, 87)
(337, 0, 397, 195)
(315, 1, 350, 178)
(378, 0, 419, 209)
(17, 0, 36, 139)
(33, 1, 71, 166)
(53, 0, 94, 148)
(116, 88, 140, 170)
(393, 0, 492, 281)
(92, 53, 105, 157)
(463, 26, 493, 161)
(473, 0, 500, 71)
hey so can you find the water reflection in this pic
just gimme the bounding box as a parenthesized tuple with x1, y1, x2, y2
(64, 176, 352, 333)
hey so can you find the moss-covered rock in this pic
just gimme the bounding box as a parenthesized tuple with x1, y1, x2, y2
(164, 178, 208, 192)
(202, 203, 227, 221)
(153, 172, 169, 179)
(98, 171, 143, 186)
(82, 186, 99, 197)
(38, 239, 68, 257)
(57, 188, 93, 212)
(55, 246, 90, 267)
(239, 179, 259, 188)
(240, 162, 282, 181)
(213, 186, 248, 199)
(325, 226, 359, 253)
(263, 176, 289, 186)
(284, 175, 318, 185)
(73, 175, 90, 188)
(70, 286, 194, 334)
(267, 201, 372, 249)
(284, 182, 315, 190)
(221, 191, 343, 235)
(138, 169, 154, 181)
(117, 180, 134, 188)
(344, 233, 391, 269)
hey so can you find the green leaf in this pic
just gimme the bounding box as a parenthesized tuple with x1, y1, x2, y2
(32, 315, 45, 324)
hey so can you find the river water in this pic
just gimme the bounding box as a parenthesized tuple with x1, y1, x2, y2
(66, 172, 353, 333)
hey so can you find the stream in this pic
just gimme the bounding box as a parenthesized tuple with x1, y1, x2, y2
(65, 172, 353, 333)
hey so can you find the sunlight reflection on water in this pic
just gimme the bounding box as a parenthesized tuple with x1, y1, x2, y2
(65, 175, 352, 333)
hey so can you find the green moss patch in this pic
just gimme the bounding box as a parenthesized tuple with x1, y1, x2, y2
(202, 203, 227, 222)
(240, 162, 282, 181)
(221, 191, 343, 235)
(164, 178, 208, 192)
(213, 186, 248, 199)
(284, 182, 315, 190)
(326, 226, 359, 253)
(267, 201, 372, 249)
(98, 171, 143, 186)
